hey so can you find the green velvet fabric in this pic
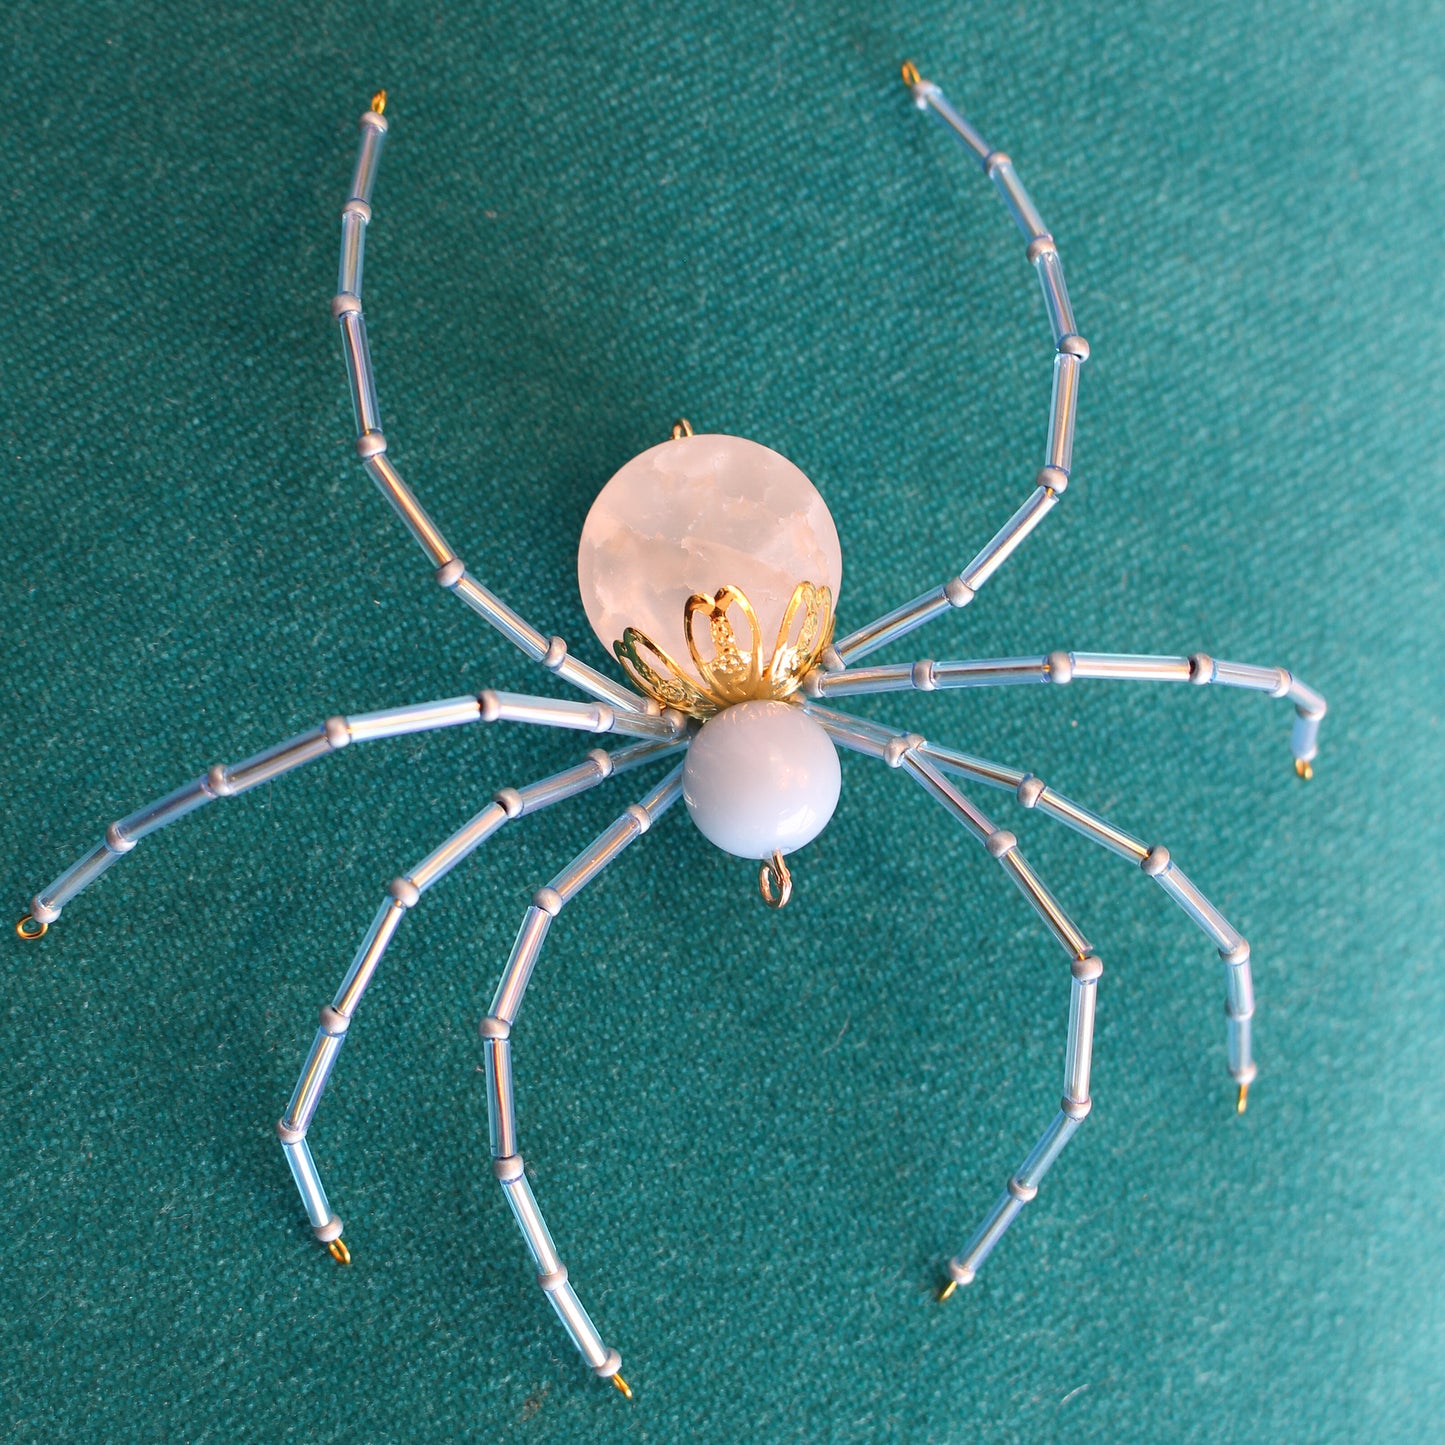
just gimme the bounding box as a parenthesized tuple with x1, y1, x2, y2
(3, 3, 1441, 1440)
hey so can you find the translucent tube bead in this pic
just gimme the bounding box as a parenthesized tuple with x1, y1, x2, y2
(997, 848, 1092, 960)
(544, 1283, 611, 1371)
(1069, 652, 1192, 683)
(408, 802, 509, 894)
(1015, 1111, 1083, 1191)
(931, 656, 1050, 688)
(361, 453, 456, 566)
(32, 841, 126, 920)
(344, 696, 481, 742)
(339, 308, 382, 437)
(952, 1191, 1026, 1278)
(920, 87, 991, 161)
(1063, 959, 1102, 1105)
(498, 1166, 563, 1277)
(283, 1013, 348, 1137)
(1046, 352, 1080, 473)
(1034, 245, 1075, 343)
(490, 906, 553, 1025)
(449, 574, 551, 656)
(484, 1036, 517, 1158)
(956, 486, 1059, 591)
(332, 898, 405, 1016)
(349, 111, 387, 205)
(338, 207, 367, 296)
(986, 155, 1049, 240)
(221, 728, 335, 794)
(281, 1138, 334, 1229)
(112, 776, 215, 843)
(1146, 854, 1243, 952)
(833, 585, 954, 664)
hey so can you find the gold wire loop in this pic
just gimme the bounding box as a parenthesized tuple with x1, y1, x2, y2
(759, 851, 792, 909)
(328, 1237, 352, 1265)
(15, 914, 47, 941)
(900, 60, 922, 87)
(670, 418, 694, 439)
(611, 1373, 633, 1399)
(370, 90, 387, 115)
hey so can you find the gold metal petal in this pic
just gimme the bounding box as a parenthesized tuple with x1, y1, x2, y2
(615, 630, 716, 716)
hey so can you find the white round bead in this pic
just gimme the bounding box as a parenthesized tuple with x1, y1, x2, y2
(577, 434, 842, 686)
(682, 701, 841, 860)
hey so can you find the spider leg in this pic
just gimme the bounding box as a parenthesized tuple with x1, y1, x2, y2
(333, 101, 641, 715)
(480, 765, 685, 1394)
(809, 649, 1328, 773)
(830, 722, 1100, 1291)
(834, 69, 1086, 665)
(19, 690, 682, 933)
(810, 702, 1256, 1104)
(275, 737, 683, 1259)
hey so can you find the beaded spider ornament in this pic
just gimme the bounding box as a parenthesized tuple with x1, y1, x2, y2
(17, 69, 1327, 1396)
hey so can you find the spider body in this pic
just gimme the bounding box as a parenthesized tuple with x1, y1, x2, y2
(17, 73, 1327, 1395)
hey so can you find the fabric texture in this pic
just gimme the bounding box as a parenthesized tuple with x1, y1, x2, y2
(2, 2, 1442, 1441)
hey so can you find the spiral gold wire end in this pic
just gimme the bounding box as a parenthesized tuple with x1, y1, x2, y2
(328, 1237, 352, 1265)
(1236, 1083, 1249, 1115)
(759, 851, 792, 909)
(611, 1373, 633, 1400)
(15, 914, 47, 941)
(938, 1280, 958, 1302)
(670, 418, 694, 439)
(900, 60, 921, 87)
(1294, 758, 1313, 781)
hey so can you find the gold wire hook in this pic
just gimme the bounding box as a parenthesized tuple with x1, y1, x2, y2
(370, 90, 387, 115)
(670, 418, 694, 439)
(611, 1373, 633, 1399)
(1294, 758, 1313, 781)
(15, 914, 47, 941)
(900, 60, 922, 87)
(759, 851, 792, 909)
(328, 1237, 352, 1265)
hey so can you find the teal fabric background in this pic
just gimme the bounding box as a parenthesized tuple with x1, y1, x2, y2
(2, 3, 1442, 1441)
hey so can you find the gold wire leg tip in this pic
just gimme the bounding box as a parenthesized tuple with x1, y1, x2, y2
(15, 913, 47, 940)
(900, 60, 921, 87)
(328, 1237, 352, 1265)
(611, 1373, 633, 1400)
(370, 90, 387, 114)
(1236, 1083, 1249, 1115)
(1294, 758, 1313, 781)
(938, 1280, 958, 1302)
